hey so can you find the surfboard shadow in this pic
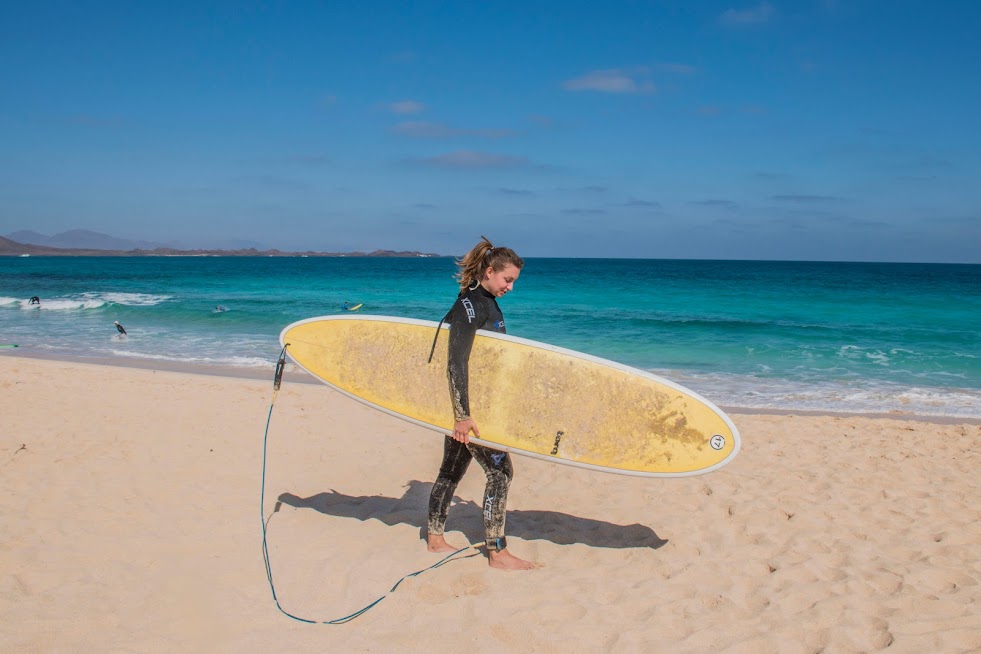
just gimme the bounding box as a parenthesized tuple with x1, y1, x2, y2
(276, 480, 668, 550)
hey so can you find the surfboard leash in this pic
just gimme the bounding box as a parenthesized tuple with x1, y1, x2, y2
(261, 344, 480, 624)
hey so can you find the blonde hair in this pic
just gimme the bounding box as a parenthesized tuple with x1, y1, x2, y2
(455, 236, 524, 291)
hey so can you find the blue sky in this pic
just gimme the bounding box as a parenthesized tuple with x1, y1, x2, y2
(1, 1, 979, 261)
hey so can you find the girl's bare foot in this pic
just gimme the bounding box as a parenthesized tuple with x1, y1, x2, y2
(427, 534, 461, 553)
(488, 548, 542, 571)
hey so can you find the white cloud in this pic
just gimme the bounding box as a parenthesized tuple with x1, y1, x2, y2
(388, 100, 425, 114)
(408, 150, 530, 170)
(392, 121, 514, 139)
(389, 51, 417, 64)
(771, 194, 843, 203)
(494, 187, 536, 196)
(562, 68, 655, 94)
(562, 208, 607, 215)
(283, 154, 330, 166)
(719, 2, 774, 26)
(691, 199, 739, 209)
(657, 62, 698, 75)
(622, 198, 661, 208)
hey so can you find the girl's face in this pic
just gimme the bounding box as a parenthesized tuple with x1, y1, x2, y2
(481, 264, 521, 297)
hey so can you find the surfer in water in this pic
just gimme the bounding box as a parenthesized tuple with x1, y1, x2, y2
(113, 321, 127, 335)
(426, 236, 540, 571)
(29, 296, 40, 305)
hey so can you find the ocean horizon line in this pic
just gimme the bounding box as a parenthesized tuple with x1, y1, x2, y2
(5, 252, 979, 266)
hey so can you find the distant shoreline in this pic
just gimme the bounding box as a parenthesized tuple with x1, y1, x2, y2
(0, 236, 443, 258)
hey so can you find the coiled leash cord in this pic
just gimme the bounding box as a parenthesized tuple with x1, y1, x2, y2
(261, 344, 479, 624)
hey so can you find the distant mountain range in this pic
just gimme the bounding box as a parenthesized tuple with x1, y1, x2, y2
(7, 229, 170, 251)
(1, 230, 440, 258)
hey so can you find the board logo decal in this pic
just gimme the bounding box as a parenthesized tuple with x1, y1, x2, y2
(710, 434, 725, 450)
(550, 431, 564, 455)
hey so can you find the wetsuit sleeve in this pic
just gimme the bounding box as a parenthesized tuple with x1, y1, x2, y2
(447, 295, 485, 422)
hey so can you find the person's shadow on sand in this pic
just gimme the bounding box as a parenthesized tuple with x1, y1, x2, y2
(276, 480, 668, 550)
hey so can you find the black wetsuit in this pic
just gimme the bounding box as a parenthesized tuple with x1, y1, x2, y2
(427, 284, 513, 551)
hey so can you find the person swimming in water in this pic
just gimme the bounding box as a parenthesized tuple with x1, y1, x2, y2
(113, 321, 127, 335)
(425, 236, 540, 571)
(29, 296, 40, 305)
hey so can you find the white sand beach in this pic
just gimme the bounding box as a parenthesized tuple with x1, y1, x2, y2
(2, 355, 979, 652)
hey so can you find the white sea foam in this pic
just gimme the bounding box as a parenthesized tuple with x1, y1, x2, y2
(865, 350, 891, 366)
(99, 292, 172, 306)
(2, 291, 167, 311)
(26, 298, 106, 310)
(109, 350, 274, 369)
(659, 369, 981, 420)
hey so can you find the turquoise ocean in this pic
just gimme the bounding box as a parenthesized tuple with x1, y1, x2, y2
(1, 256, 979, 419)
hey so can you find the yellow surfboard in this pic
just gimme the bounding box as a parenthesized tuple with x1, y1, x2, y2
(280, 315, 740, 477)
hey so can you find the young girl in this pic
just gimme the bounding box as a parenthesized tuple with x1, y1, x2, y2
(426, 237, 540, 571)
